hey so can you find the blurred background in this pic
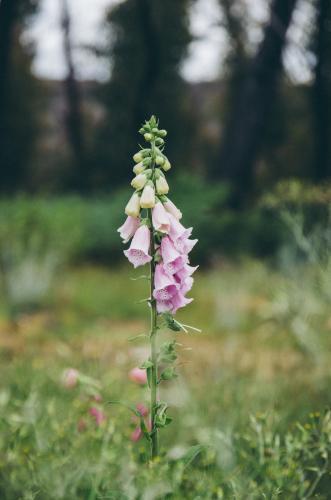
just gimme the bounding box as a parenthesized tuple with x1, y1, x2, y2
(1, 0, 331, 497)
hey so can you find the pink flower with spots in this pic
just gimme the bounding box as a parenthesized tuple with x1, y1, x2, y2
(153, 264, 178, 301)
(160, 236, 187, 275)
(124, 225, 152, 268)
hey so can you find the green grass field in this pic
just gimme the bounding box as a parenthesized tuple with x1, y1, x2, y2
(1, 261, 331, 499)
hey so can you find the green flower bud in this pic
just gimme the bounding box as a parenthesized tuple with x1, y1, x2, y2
(139, 127, 145, 134)
(144, 133, 153, 142)
(133, 152, 143, 163)
(133, 162, 145, 175)
(162, 159, 171, 171)
(155, 137, 164, 146)
(154, 168, 162, 179)
(152, 128, 159, 134)
(155, 155, 165, 166)
(143, 157, 152, 167)
(158, 129, 167, 138)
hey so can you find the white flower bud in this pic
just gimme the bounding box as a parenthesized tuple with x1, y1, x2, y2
(155, 155, 165, 166)
(125, 192, 141, 217)
(133, 162, 145, 175)
(162, 159, 171, 171)
(131, 173, 148, 190)
(140, 183, 155, 209)
(133, 152, 143, 163)
(156, 176, 169, 195)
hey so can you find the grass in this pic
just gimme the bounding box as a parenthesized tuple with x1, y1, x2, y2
(0, 260, 331, 498)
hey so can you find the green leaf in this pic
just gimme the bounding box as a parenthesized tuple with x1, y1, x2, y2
(139, 359, 153, 369)
(158, 341, 177, 363)
(160, 367, 177, 381)
(181, 445, 205, 468)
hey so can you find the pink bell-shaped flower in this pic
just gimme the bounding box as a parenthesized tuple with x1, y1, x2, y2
(124, 225, 152, 268)
(117, 216, 140, 243)
(164, 199, 182, 220)
(171, 291, 193, 314)
(152, 202, 170, 233)
(153, 264, 178, 301)
(160, 236, 187, 275)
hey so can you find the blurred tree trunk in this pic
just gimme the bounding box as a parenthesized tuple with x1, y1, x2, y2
(0, 0, 17, 124)
(219, 0, 298, 206)
(61, 0, 86, 189)
(312, 0, 331, 181)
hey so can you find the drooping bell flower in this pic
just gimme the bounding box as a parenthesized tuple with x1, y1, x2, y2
(125, 192, 141, 218)
(131, 173, 148, 190)
(140, 183, 156, 209)
(133, 162, 145, 175)
(171, 291, 193, 314)
(156, 176, 169, 195)
(152, 202, 170, 233)
(160, 236, 187, 275)
(177, 275, 194, 295)
(164, 198, 182, 220)
(124, 225, 152, 268)
(117, 216, 140, 243)
(175, 264, 199, 282)
(156, 290, 193, 314)
(176, 236, 198, 255)
(153, 263, 178, 301)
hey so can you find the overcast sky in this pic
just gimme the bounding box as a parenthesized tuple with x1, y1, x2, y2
(26, 0, 314, 83)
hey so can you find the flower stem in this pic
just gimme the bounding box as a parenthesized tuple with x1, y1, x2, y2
(148, 207, 159, 459)
(149, 135, 159, 459)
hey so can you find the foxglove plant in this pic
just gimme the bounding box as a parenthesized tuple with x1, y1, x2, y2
(118, 116, 199, 459)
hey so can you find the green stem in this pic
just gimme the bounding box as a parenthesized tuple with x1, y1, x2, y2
(149, 139, 159, 459)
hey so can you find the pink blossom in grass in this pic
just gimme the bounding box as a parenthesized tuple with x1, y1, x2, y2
(117, 216, 140, 243)
(124, 225, 152, 268)
(136, 403, 149, 417)
(152, 202, 170, 233)
(164, 199, 182, 220)
(131, 426, 142, 442)
(89, 407, 106, 426)
(160, 236, 187, 275)
(153, 263, 178, 301)
(62, 368, 79, 389)
(129, 367, 147, 385)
